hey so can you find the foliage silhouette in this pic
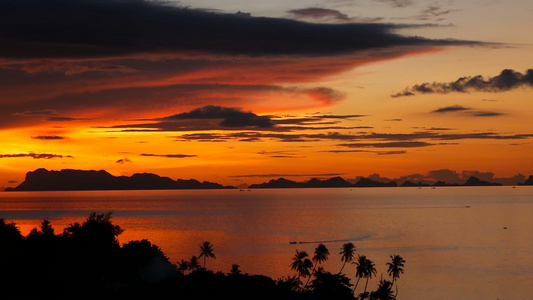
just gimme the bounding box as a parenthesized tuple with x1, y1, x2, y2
(0, 214, 405, 299)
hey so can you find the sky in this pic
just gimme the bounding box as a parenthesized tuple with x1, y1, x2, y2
(1, 0, 533, 188)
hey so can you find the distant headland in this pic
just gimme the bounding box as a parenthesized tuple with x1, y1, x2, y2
(5, 168, 236, 191)
(4, 168, 533, 192)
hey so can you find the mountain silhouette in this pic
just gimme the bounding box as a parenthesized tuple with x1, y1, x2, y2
(249, 176, 398, 189)
(463, 176, 501, 186)
(5, 168, 235, 191)
(518, 175, 533, 185)
(353, 177, 397, 187)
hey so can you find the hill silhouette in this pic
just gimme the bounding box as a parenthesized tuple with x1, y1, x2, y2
(518, 175, 533, 186)
(5, 168, 235, 191)
(248, 176, 512, 189)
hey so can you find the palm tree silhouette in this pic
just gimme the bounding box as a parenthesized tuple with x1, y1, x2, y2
(386, 254, 405, 286)
(362, 257, 377, 294)
(387, 254, 405, 297)
(177, 258, 190, 275)
(198, 241, 216, 269)
(304, 243, 330, 287)
(339, 242, 356, 274)
(189, 255, 201, 271)
(352, 255, 376, 294)
(290, 249, 313, 290)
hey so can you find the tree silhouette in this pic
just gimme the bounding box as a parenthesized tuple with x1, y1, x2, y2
(305, 243, 329, 287)
(198, 241, 216, 269)
(177, 259, 190, 275)
(339, 242, 356, 274)
(386, 254, 405, 286)
(230, 264, 242, 275)
(189, 255, 201, 271)
(290, 249, 313, 289)
(352, 255, 377, 294)
(310, 268, 354, 298)
(370, 280, 396, 300)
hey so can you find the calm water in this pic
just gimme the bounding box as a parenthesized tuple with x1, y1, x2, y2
(1, 187, 532, 299)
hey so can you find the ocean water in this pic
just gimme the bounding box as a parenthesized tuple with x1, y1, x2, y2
(1, 186, 532, 299)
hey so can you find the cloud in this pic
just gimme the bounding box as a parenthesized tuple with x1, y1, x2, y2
(373, 0, 413, 8)
(162, 105, 274, 128)
(31, 135, 67, 140)
(140, 153, 197, 158)
(0, 0, 478, 59)
(432, 105, 471, 113)
(416, 5, 461, 21)
(428, 169, 462, 184)
(393, 69, 533, 97)
(257, 150, 306, 158)
(338, 141, 434, 148)
(116, 158, 132, 164)
(228, 173, 347, 178)
(0, 153, 73, 159)
(471, 111, 504, 117)
(287, 8, 352, 22)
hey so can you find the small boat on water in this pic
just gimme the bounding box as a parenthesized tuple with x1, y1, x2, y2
(289, 241, 297, 244)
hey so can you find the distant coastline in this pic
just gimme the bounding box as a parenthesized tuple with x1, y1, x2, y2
(4, 168, 236, 192)
(4, 168, 533, 192)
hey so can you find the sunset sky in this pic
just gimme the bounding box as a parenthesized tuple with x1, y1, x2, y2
(1, 0, 533, 188)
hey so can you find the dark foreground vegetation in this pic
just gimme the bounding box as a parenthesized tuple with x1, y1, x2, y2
(0, 213, 404, 299)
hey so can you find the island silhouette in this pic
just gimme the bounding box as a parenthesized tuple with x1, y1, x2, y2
(5, 168, 236, 191)
(4, 168, 532, 192)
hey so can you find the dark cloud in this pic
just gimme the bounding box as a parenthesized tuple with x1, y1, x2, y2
(31, 135, 67, 140)
(320, 149, 407, 155)
(424, 127, 453, 131)
(257, 151, 306, 159)
(288, 8, 352, 22)
(338, 141, 434, 148)
(393, 69, 533, 97)
(0, 0, 480, 59)
(116, 158, 132, 164)
(8, 180, 18, 184)
(162, 105, 274, 128)
(140, 153, 197, 158)
(0, 153, 73, 159)
(228, 173, 347, 178)
(385, 118, 403, 121)
(432, 105, 470, 113)
(471, 111, 504, 117)
(173, 130, 533, 144)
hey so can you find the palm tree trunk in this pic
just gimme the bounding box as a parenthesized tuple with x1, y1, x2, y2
(203, 256, 206, 268)
(304, 265, 317, 288)
(364, 277, 369, 293)
(339, 261, 347, 274)
(353, 277, 360, 293)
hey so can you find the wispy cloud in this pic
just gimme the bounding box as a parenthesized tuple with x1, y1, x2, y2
(140, 153, 197, 158)
(0, 153, 73, 159)
(31, 135, 68, 140)
(288, 7, 352, 22)
(432, 105, 470, 113)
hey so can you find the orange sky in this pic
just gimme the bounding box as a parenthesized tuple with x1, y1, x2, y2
(1, 0, 533, 188)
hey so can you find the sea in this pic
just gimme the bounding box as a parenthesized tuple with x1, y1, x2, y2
(1, 186, 532, 300)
